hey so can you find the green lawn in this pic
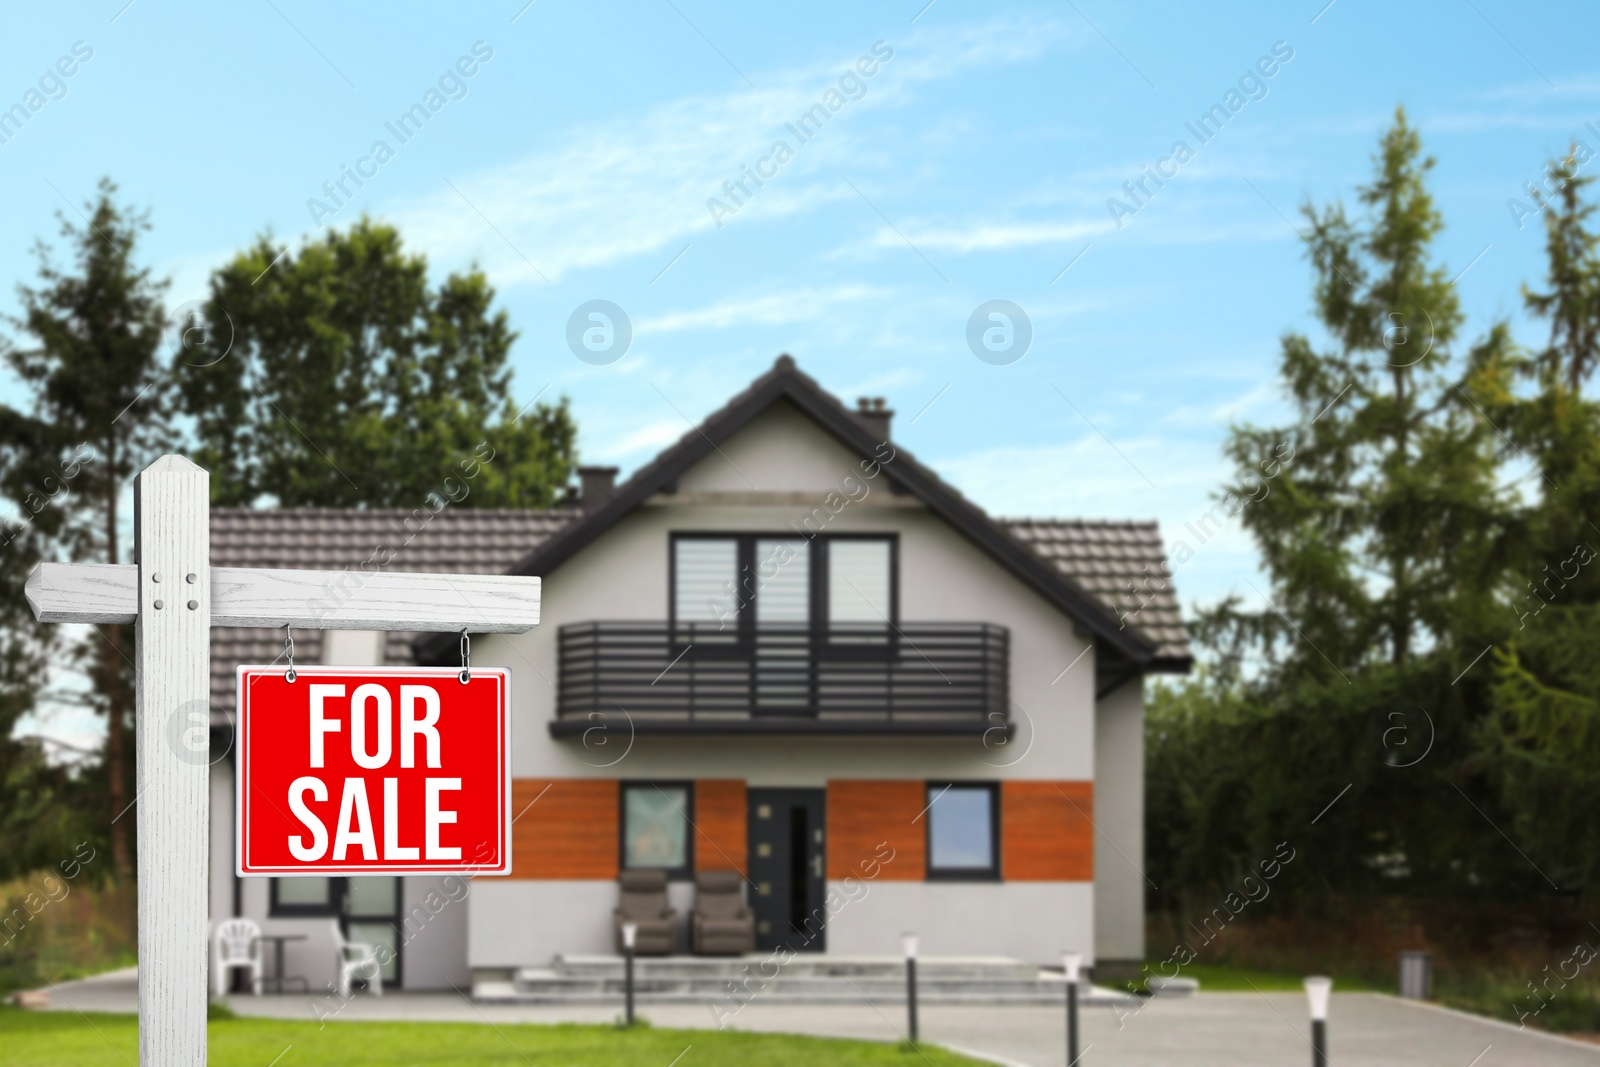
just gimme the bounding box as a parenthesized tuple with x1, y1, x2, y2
(1143, 963, 1385, 993)
(0, 1008, 986, 1067)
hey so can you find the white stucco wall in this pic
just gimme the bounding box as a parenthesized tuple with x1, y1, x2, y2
(468, 880, 698, 965)
(209, 757, 234, 928)
(1094, 677, 1145, 966)
(397, 876, 472, 989)
(826, 882, 1093, 960)
(467, 880, 1093, 965)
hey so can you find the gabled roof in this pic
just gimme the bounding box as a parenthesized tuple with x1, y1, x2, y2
(207, 356, 1192, 703)
(489, 355, 1187, 670)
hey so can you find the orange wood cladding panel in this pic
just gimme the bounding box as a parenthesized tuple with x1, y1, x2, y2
(1001, 780, 1094, 881)
(509, 779, 618, 880)
(826, 780, 926, 880)
(694, 780, 747, 875)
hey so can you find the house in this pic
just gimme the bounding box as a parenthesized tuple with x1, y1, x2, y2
(205, 356, 1188, 998)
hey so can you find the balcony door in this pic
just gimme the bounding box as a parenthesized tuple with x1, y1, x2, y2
(753, 538, 810, 711)
(670, 533, 896, 712)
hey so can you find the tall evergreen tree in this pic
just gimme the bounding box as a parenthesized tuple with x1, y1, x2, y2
(0, 178, 173, 880)
(1470, 153, 1600, 893)
(1222, 108, 1505, 676)
(175, 219, 575, 508)
(0, 516, 89, 880)
(1156, 110, 1519, 903)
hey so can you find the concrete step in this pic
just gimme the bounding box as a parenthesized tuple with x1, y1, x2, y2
(546, 954, 1042, 981)
(474, 977, 1131, 1006)
(475, 956, 1137, 1007)
(516, 976, 1066, 996)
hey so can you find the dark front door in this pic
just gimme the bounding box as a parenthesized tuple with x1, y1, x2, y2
(747, 788, 826, 952)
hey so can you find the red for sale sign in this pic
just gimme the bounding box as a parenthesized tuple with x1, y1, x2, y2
(236, 666, 511, 876)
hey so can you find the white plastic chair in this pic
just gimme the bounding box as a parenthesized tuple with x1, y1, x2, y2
(212, 918, 263, 996)
(331, 921, 383, 997)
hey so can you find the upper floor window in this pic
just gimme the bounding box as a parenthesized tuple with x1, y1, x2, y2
(826, 537, 893, 647)
(673, 537, 740, 640)
(669, 533, 895, 640)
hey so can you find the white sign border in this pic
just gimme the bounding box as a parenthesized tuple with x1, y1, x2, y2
(235, 664, 512, 878)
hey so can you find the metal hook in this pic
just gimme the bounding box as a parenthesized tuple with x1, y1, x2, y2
(459, 629, 470, 685)
(284, 624, 297, 683)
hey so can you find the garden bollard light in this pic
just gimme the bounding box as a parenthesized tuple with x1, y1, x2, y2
(1304, 976, 1332, 1067)
(904, 932, 920, 1044)
(1063, 951, 1082, 1066)
(622, 921, 638, 1027)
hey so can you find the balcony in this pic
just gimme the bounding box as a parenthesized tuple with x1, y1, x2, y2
(551, 621, 1009, 735)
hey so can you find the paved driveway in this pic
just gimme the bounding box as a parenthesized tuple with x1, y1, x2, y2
(37, 968, 1600, 1066)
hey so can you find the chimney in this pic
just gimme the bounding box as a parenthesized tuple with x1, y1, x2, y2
(855, 396, 893, 442)
(578, 466, 620, 509)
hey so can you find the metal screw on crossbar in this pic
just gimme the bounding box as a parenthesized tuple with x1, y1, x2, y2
(283, 624, 297, 683)
(459, 629, 471, 684)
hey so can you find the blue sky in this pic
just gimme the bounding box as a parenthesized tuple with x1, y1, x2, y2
(3, 0, 1598, 630)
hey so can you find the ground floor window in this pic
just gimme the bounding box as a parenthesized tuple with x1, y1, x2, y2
(925, 782, 999, 879)
(620, 782, 693, 878)
(269, 876, 338, 915)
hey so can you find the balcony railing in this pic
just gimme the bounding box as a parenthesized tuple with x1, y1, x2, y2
(552, 621, 1009, 734)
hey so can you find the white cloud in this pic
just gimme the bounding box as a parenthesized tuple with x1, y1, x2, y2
(596, 419, 687, 460)
(1158, 380, 1286, 431)
(838, 367, 922, 399)
(635, 284, 895, 334)
(374, 18, 1083, 286)
(1468, 76, 1600, 104)
(1424, 110, 1600, 134)
(868, 218, 1110, 253)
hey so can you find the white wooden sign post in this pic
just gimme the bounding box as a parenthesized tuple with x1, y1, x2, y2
(24, 455, 541, 1066)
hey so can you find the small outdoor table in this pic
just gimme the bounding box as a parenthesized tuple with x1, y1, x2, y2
(253, 934, 308, 994)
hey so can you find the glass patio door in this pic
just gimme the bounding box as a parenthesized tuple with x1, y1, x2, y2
(343, 876, 402, 986)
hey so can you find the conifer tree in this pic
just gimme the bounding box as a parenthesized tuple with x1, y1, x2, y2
(1156, 111, 1516, 900)
(0, 178, 172, 880)
(1471, 153, 1600, 891)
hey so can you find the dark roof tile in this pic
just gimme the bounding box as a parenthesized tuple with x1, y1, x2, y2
(208, 508, 574, 714)
(1004, 519, 1188, 661)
